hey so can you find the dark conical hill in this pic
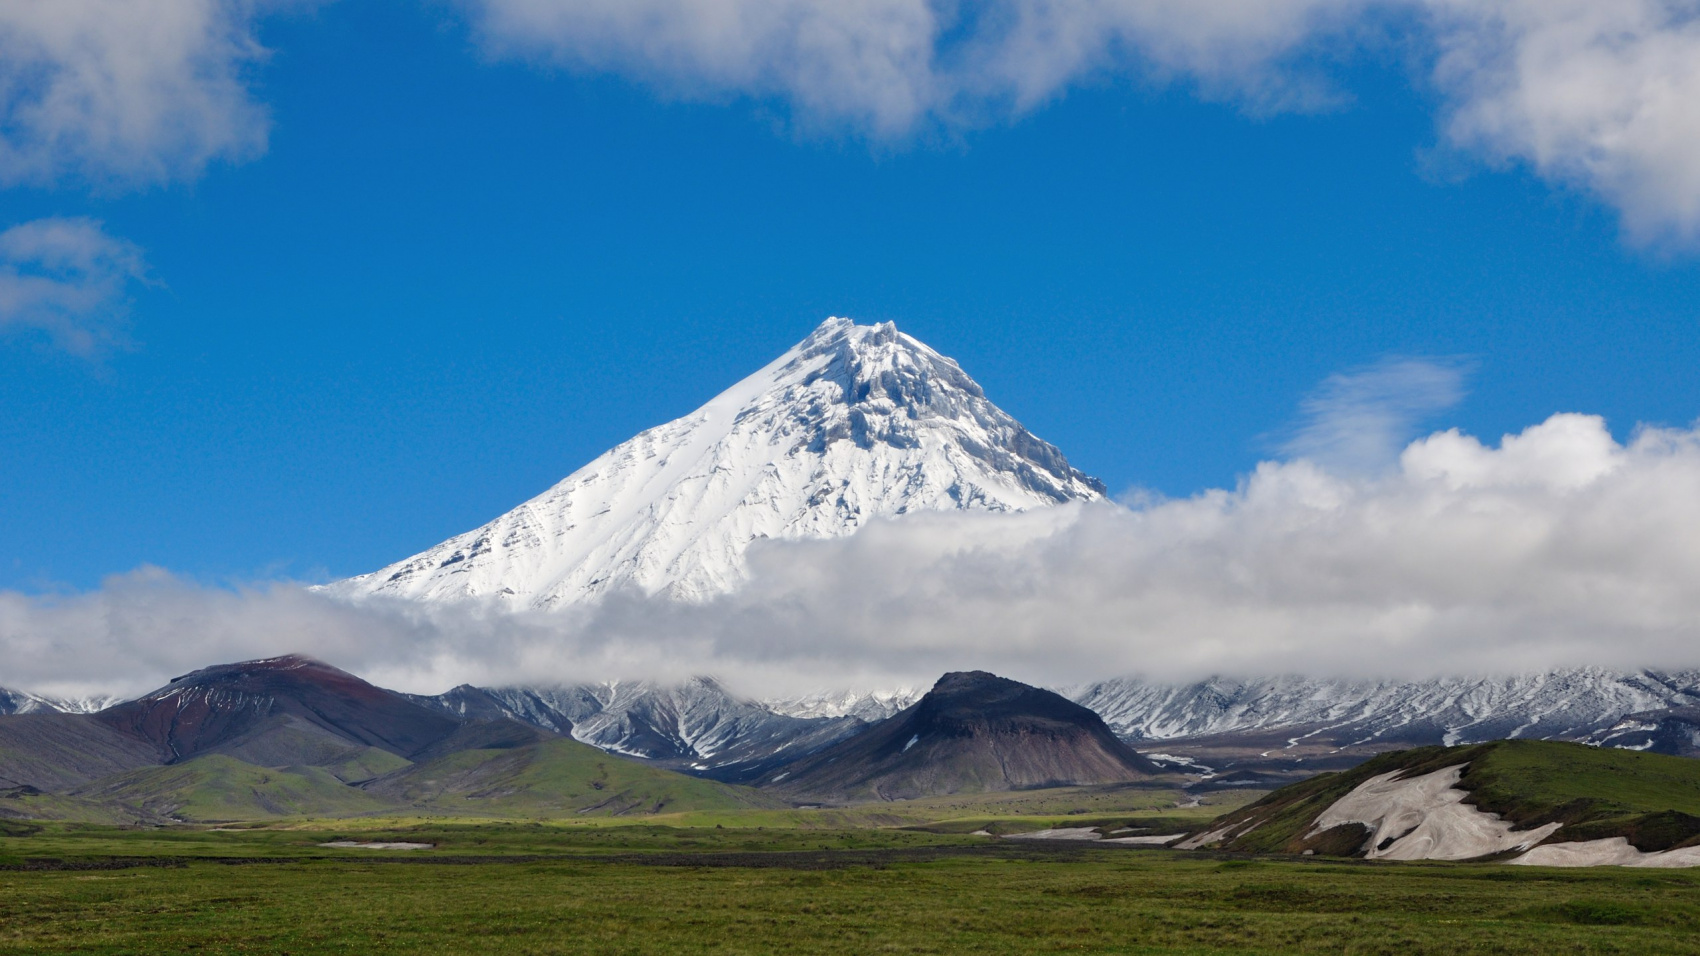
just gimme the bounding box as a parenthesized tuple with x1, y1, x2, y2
(764, 671, 1159, 802)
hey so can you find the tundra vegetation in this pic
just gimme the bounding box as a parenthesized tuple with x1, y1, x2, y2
(3, 791, 1700, 955)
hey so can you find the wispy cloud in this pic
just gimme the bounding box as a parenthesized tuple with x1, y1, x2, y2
(459, 0, 1700, 246)
(0, 0, 274, 189)
(1280, 356, 1471, 473)
(5, 412, 1699, 700)
(0, 217, 151, 356)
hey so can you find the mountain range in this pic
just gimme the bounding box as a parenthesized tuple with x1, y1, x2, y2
(0, 656, 1157, 822)
(6, 317, 1698, 791)
(389, 667, 1700, 784)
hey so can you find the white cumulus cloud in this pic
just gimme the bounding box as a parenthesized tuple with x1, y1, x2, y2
(0, 217, 151, 355)
(459, 0, 1700, 244)
(4, 411, 1700, 700)
(1427, 0, 1700, 245)
(0, 0, 275, 188)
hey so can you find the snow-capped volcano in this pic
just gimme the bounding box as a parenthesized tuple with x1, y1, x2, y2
(333, 317, 1104, 608)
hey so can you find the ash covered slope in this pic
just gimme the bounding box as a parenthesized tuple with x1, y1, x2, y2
(332, 317, 1104, 609)
(768, 671, 1160, 802)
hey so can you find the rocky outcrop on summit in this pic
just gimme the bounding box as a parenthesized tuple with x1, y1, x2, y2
(329, 318, 1104, 608)
(765, 671, 1159, 802)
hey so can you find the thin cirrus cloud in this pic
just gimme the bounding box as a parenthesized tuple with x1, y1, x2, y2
(462, 0, 1700, 245)
(1279, 356, 1473, 474)
(0, 217, 152, 356)
(4, 411, 1698, 700)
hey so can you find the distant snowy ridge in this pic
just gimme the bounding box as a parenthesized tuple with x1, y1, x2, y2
(329, 317, 1104, 609)
(1069, 669, 1700, 745)
(0, 687, 124, 716)
(409, 676, 871, 776)
(764, 687, 922, 722)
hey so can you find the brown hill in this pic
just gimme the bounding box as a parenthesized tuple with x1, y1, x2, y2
(93, 655, 465, 762)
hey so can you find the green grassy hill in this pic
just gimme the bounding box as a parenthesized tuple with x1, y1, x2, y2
(0, 715, 159, 791)
(1198, 740, 1700, 856)
(363, 738, 781, 816)
(207, 716, 414, 784)
(71, 755, 398, 822)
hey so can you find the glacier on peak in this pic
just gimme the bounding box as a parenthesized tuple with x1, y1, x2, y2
(328, 317, 1105, 609)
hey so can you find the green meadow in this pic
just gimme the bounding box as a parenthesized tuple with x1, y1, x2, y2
(5, 812, 1700, 955)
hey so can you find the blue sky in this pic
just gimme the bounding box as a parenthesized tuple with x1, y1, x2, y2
(3, 0, 1700, 592)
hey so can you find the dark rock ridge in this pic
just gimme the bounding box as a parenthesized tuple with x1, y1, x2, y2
(764, 671, 1160, 802)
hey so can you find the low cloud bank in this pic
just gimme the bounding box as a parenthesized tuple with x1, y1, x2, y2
(4, 412, 1699, 700)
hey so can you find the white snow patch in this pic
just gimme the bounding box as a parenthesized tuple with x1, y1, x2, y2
(319, 842, 434, 850)
(1004, 828, 1105, 841)
(902, 734, 919, 752)
(1512, 838, 1700, 868)
(1176, 824, 1240, 850)
(1312, 765, 1559, 861)
(1176, 809, 1258, 847)
(1104, 833, 1187, 845)
(1005, 826, 1186, 845)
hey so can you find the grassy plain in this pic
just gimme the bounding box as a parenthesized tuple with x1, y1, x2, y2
(4, 813, 1700, 954)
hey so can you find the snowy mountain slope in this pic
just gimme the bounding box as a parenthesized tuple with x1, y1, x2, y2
(410, 676, 866, 778)
(0, 687, 62, 716)
(330, 317, 1105, 608)
(763, 687, 922, 722)
(0, 688, 123, 716)
(1069, 669, 1700, 746)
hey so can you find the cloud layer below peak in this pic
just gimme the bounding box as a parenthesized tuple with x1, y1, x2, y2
(5, 412, 1699, 701)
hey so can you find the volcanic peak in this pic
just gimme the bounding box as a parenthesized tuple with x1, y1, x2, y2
(331, 317, 1104, 608)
